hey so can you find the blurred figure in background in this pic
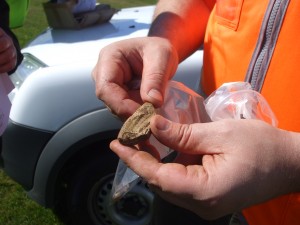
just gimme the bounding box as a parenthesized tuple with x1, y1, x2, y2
(0, 0, 23, 164)
(0, 0, 23, 74)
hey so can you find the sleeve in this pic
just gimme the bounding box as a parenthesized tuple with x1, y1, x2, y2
(0, 0, 23, 74)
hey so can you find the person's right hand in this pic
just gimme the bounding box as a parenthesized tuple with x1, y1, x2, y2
(92, 37, 179, 120)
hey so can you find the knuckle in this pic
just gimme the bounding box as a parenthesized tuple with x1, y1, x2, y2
(177, 124, 194, 148)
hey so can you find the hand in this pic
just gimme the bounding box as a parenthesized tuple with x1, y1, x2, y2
(92, 37, 179, 120)
(0, 28, 18, 74)
(110, 115, 300, 219)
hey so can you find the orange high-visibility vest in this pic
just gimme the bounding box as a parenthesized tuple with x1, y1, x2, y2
(201, 0, 300, 224)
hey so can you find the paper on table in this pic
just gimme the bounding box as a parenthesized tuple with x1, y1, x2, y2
(0, 73, 14, 136)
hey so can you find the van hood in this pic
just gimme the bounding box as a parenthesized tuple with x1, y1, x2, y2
(22, 6, 154, 67)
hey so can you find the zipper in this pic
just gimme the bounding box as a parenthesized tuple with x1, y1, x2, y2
(244, 0, 290, 92)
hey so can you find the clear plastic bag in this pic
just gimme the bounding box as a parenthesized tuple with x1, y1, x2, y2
(111, 80, 209, 200)
(204, 82, 278, 126)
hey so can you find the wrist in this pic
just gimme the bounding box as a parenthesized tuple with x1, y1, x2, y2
(148, 14, 181, 59)
(148, 0, 210, 61)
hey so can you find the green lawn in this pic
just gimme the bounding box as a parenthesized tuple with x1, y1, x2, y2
(0, 169, 63, 225)
(2, 0, 156, 224)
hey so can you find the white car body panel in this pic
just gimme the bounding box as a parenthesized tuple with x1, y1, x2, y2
(23, 6, 155, 66)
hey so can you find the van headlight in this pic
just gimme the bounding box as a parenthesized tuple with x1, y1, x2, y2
(9, 53, 47, 101)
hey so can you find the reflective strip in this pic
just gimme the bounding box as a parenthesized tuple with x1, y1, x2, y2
(244, 0, 290, 92)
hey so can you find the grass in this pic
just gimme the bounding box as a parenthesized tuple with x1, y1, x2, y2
(0, 169, 64, 225)
(2, 0, 156, 224)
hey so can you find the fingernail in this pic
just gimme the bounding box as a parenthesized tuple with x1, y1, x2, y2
(155, 116, 170, 131)
(148, 89, 163, 103)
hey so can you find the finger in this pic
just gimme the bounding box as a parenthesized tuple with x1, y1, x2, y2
(0, 31, 12, 53)
(140, 38, 178, 107)
(97, 81, 140, 119)
(110, 139, 162, 181)
(92, 47, 140, 119)
(0, 45, 16, 62)
(138, 140, 161, 160)
(0, 45, 17, 73)
(150, 115, 223, 155)
(0, 62, 16, 74)
(110, 140, 206, 194)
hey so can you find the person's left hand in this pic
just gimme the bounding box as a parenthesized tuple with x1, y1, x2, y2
(0, 28, 18, 74)
(110, 115, 300, 220)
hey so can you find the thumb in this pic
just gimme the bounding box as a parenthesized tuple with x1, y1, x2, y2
(150, 115, 214, 155)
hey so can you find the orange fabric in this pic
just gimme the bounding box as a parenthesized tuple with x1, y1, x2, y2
(201, 0, 300, 225)
(203, 0, 217, 10)
(202, 0, 270, 93)
(243, 194, 300, 225)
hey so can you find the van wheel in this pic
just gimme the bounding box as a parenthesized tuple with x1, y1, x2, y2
(64, 150, 154, 225)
